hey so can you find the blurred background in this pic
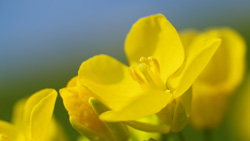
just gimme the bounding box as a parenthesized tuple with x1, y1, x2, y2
(1, 1, 250, 140)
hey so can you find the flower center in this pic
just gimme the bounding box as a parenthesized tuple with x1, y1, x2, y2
(128, 56, 166, 91)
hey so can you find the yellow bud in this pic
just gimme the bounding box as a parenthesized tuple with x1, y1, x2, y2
(60, 76, 129, 141)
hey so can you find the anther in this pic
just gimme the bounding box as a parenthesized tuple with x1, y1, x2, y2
(128, 67, 145, 83)
(148, 56, 160, 73)
(139, 57, 150, 65)
(138, 63, 156, 87)
(129, 56, 166, 91)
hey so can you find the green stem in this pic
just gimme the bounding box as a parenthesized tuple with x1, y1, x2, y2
(178, 131, 185, 141)
(203, 130, 212, 141)
(161, 132, 175, 141)
(161, 133, 169, 141)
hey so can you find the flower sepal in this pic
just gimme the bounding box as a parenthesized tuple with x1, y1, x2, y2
(157, 88, 192, 132)
(89, 98, 129, 141)
(69, 117, 110, 141)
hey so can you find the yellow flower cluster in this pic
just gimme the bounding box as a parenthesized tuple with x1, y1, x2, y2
(0, 14, 246, 141)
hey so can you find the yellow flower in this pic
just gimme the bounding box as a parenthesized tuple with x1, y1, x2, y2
(78, 14, 221, 128)
(181, 28, 246, 129)
(233, 74, 250, 140)
(60, 76, 129, 141)
(0, 89, 58, 141)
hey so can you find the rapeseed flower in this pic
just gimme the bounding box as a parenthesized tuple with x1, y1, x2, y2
(181, 28, 246, 129)
(0, 89, 58, 141)
(77, 13, 221, 132)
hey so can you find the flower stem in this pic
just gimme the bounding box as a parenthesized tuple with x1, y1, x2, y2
(178, 131, 185, 141)
(203, 130, 212, 141)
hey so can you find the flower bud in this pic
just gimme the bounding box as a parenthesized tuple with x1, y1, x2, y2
(60, 76, 129, 141)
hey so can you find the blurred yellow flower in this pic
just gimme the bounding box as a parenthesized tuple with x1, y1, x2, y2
(0, 89, 58, 141)
(60, 76, 129, 141)
(181, 28, 246, 129)
(77, 13, 221, 132)
(233, 74, 250, 140)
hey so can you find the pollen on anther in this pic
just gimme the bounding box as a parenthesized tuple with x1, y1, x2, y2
(128, 67, 145, 83)
(148, 56, 160, 73)
(139, 57, 150, 65)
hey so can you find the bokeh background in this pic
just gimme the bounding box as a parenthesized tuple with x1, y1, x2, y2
(1, 1, 250, 140)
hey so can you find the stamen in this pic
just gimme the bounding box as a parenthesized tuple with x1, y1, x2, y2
(139, 57, 150, 65)
(128, 56, 166, 91)
(128, 67, 145, 83)
(138, 63, 157, 88)
(148, 56, 160, 73)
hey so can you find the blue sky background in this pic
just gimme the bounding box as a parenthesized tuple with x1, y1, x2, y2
(1, 1, 250, 82)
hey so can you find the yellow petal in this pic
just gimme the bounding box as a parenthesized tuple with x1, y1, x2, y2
(180, 29, 199, 53)
(125, 14, 184, 82)
(168, 37, 221, 98)
(11, 98, 26, 131)
(194, 28, 246, 94)
(78, 54, 142, 111)
(100, 90, 172, 121)
(60, 86, 111, 140)
(67, 76, 78, 87)
(10, 90, 60, 141)
(46, 117, 69, 141)
(24, 89, 57, 141)
(0, 120, 25, 141)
